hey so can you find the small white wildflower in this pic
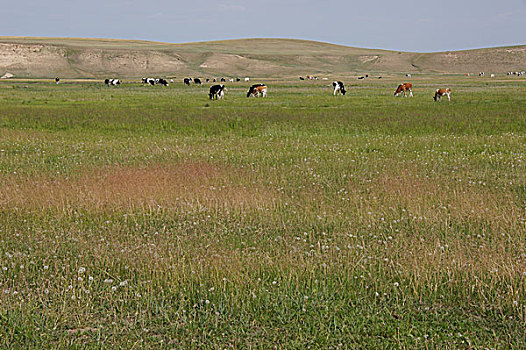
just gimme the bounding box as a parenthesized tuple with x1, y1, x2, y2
(88, 276, 94, 281)
(119, 280, 128, 287)
(111, 286, 117, 291)
(78, 267, 86, 274)
(77, 277, 83, 282)
(205, 299, 210, 305)
(104, 279, 113, 284)
(394, 282, 399, 287)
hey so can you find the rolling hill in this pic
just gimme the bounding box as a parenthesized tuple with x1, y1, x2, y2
(0, 37, 524, 78)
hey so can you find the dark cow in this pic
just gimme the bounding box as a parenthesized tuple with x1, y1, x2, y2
(184, 78, 192, 86)
(55, 77, 60, 84)
(194, 78, 202, 85)
(332, 81, 346, 95)
(236, 78, 241, 82)
(205, 78, 210, 83)
(299, 77, 305, 80)
(209, 84, 226, 100)
(247, 84, 267, 98)
(357, 76, 365, 80)
(158, 78, 169, 86)
(220, 78, 226, 82)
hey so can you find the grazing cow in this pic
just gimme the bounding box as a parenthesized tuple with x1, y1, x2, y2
(394, 82, 413, 97)
(357, 76, 365, 80)
(306, 75, 317, 80)
(184, 78, 192, 86)
(229, 78, 234, 82)
(158, 78, 169, 86)
(406, 74, 412, 78)
(205, 78, 210, 83)
(142, 77, 156, 86)
(378, 76, 382, 79)
(236, 78, 241, 82)
(220, 78, 226, 82)
(299, 77, 305, 80)
(170, 79, 174, 83)
(479, 72, 485, 76)
(55, 77, 60, 84)
(247, 84, 267, 98)
(194, 78, 202, 85)
(209, 84, 226, 100)
(245, 77, 250, 82)
(490, 74, 495, 78)
(434, 88, 451, 102)
(332, 81, 346, 95)
(213, 78, 217, 82)
(105, 78, 121, 86)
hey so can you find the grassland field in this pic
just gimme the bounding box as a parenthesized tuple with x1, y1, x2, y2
(0, 75, 525, 348)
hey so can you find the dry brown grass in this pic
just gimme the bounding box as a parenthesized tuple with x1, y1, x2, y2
(0, 162, 279, 212)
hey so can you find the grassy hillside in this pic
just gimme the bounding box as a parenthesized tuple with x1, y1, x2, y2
(0, 37, 525, 78)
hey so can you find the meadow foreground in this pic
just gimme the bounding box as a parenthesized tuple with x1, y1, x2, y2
(0, 76, 525, 348)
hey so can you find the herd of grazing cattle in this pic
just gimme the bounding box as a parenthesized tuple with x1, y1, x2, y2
(95, 76, 452, 101)
(51, 72, 526, 102)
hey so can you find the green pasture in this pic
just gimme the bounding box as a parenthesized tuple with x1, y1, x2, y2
(0, 77, 525, 348)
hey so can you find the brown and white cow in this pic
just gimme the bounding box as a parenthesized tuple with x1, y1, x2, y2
(394, 82, 413, 97)
(434, 88, 451, 102)
(247, 84, 267, 98)
(306, 75, 317, 80)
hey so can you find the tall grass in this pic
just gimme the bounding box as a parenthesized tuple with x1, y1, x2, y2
(0, 77, 525, 348)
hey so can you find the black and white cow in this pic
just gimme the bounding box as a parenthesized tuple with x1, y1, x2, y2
(209, 84, 226, 100)
(55, 77, 60, 84)
(105, 78, 121, 86)
(142, 77, 156, 86)
(333, 81, 346, 95)
(158, 78, 169, 86)
(184, 78, 193, 86)
(194, 78, 202, 85)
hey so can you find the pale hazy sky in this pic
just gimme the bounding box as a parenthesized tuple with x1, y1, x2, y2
(2, 0, 525, 52)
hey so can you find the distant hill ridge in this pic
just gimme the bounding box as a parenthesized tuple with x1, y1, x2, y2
(0, 37, 524, 78)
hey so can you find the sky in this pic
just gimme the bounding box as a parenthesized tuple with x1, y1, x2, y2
(1, 0, 525, 52)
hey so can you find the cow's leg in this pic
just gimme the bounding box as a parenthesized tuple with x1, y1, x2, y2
(447, 93, 450, 101)
(409, 89, 413, 97)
